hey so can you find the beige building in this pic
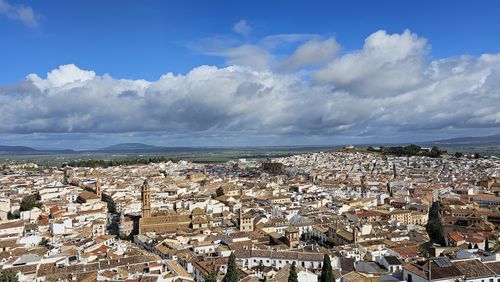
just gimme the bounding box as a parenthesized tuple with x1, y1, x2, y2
(239, 213, 255, 232)
(139, 179, 191, 234)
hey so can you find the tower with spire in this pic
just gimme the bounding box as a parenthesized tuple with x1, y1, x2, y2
(141, 179, 151, 219)
(95, 179, 102, 198)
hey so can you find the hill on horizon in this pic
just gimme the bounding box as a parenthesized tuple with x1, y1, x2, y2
(424, 133, 500, 147)
(0, 145, 39, 154)
(2, 133, 500, 156)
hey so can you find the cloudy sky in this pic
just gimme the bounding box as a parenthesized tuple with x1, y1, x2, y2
(1, 0, 500, 149)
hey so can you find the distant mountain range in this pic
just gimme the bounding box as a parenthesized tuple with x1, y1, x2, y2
(0, 145, 39, 153)
(1, 134, 499, 155)
(0, 145, 74, 155)
(421, 133, 500, 147)
(97, 143, 230, 153)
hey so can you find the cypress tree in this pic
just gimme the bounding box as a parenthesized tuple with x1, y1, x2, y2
(426, 201, 446, 246)
(0, 269, 18, 282)
(223, 252, 238, 282)
(485, 237, 490, 251)
(319, 254, 334, 282)
(288, 262, 298, 282)
(205, 266, 218, 282)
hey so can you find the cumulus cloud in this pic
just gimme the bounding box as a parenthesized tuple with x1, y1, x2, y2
(0, 0, 38, 27)
(313, 30, 428, 97)
(1, 30, 500, 146)
(233, 20, 251, 36)
(27, 64, 96, 90)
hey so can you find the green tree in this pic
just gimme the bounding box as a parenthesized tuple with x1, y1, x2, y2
(428, 146, 443, 158)
(485, 237, 490, 251)
(205, 267, 218, 282)
(435, 217, 446, 246)
(454, 152, 464, 158)
(419, 242, 432, 258)
(405, 144, 422, 156)
(0, 269, 18, 282)
(119, 233, 127, 240)
(7, 212, 19, 220)
(426, 202, 446, 246)
(492, 239, 500, 253)
(223, 252, 237, 282)
(20, 195, 42, 212)
(288, 262, 298, 282)
(39, 237, 49, 247)
(319, 254, 334, 282)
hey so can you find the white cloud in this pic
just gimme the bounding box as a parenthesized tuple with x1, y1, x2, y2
(260, 34, 320, 49)
(1, 30, 500, 144)
(280, 37, 340, 71)
(193, 33, 329, 71)
(27, 64, 97, 90)
(233, 20, 251, 36)
(216, 45, 273, 70)
(0, 0, 38, 27)
(312, 30, 428, 97)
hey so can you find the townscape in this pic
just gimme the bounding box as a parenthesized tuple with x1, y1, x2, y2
(1, 147, 500, 282)
(3, 0, 500, 281)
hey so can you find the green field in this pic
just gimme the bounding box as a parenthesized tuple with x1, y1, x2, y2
(441, 145, 500, 157)
(1, 144, 498, 168)
(0, 146, 338, 167)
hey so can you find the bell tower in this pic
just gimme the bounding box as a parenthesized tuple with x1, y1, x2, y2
(353, 225, 359, 244)
(141, 179, 151, 219)
(284, 226, 299, 248)
(95, 179, 102, 198)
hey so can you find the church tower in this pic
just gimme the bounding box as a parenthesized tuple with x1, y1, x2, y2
(141, 179, 151, 219)
(352, 225, 359, 244)
(63, 168, 74, 185)
(284, 226, 299, 248)
(95, 179, 102, 198)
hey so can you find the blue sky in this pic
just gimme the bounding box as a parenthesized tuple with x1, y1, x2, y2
(2, 0, 500, 83)
(1, 0, 500, 149)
